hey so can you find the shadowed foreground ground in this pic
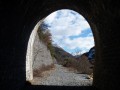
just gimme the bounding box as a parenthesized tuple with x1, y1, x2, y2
(30, 64, 92, 86)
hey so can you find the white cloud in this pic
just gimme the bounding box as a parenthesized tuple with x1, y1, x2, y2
(43, 9, 94, 54)
(60, 36, 94, 50)
(44, 9, 90, 35)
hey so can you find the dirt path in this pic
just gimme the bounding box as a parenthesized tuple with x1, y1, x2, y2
(31, 64, 92, 86)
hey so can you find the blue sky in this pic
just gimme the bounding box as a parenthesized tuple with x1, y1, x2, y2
(43, 9, 94, 55)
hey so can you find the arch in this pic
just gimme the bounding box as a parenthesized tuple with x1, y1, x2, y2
(1, 0, 119, 90)
(26, 19, 45, 81)
(26, 9, 96, 82)
(23, 0, 100, 88)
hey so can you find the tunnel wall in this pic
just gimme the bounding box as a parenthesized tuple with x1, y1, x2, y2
(0, 0, 120, 90)
(26, 21, 41, 81)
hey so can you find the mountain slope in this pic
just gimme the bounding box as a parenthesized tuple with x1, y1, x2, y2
(53, 45, 94, 74)
(53, 45, 75, 65)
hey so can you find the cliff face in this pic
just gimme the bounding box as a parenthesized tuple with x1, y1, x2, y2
(26, 21, 54, 80)
(33, 32, 53, 70)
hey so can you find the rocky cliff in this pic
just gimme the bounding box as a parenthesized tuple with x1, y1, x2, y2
(33, 32, 54, 70)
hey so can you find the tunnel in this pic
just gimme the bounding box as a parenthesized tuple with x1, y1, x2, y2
(0, 0, 120, 90)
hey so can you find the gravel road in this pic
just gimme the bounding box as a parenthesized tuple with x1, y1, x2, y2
(31, 64, 93, 86)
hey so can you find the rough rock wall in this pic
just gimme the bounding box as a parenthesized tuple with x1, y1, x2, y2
(26, 20, 53, 81)
(33, 32, 53, 70)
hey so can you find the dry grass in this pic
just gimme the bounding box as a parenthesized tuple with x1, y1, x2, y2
(62, 55, 93, 75)
(33, 64, 55, 77)
(67, 67, 78, 73)
(85, 73, 93, 79)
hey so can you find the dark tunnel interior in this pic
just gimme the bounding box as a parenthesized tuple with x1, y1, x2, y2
(0, 0, 120, 90)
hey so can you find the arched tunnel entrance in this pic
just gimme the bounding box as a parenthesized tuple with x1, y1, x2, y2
(26, 9, 95, 86)
(0, 0, 120, 90)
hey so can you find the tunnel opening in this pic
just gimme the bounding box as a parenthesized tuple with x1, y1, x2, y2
(0, 0, 119, 90)
(26, 9, 95, 86)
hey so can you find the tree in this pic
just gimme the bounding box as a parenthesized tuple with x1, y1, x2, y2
(38, 23, 55, 58)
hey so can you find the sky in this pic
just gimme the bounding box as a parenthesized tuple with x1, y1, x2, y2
(43, 9, 94, 55)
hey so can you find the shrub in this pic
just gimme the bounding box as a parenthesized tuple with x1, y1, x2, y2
(37, 27, 55, 58)
(61, 56, 93, 75)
